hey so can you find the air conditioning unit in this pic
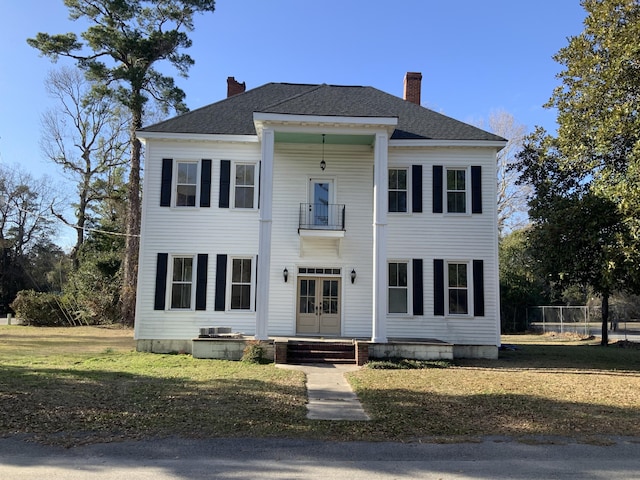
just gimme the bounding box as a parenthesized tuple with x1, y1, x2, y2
(199, 326, 233, 338)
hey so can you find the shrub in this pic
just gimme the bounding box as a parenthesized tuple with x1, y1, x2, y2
(241, 341, 266, 363)
(366, 358, 451, 369)
(10, 290, 70, 326)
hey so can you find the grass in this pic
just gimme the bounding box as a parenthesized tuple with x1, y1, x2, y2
(1, 326, 639, 445)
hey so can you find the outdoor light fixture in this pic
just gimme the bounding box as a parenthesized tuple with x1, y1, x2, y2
(350, 269, 357, 284)
(283, 267, 289, 283)
(320, 134, 326, 171)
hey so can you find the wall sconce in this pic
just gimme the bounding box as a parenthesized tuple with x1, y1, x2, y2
(350, 269, 356, 284)
(320, 134, 326, 170)
(283, 267, 289, 283)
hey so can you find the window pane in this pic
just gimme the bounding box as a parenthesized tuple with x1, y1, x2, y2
(389, 288, 408, 313)
(241, 259, 252, 283)
(398, 262, 408, 287)
(447, 192, 465, 213)
(231, 285, 251, 310)
(449, 289, 468, 314)
(389, 263, 398, 286)
(171, 284, 191, 309)
(176, 185, 196, 206)
(397, 169, 407, 189)
(389, 169, 397, 189)
(448, 264, 467, 287)
(235, 186, 254, 208)
(232, 259, 242, 283)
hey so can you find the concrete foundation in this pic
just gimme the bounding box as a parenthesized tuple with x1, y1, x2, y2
(136, 339, 192, 354)
(453, 344, 499, 360)
(191, 339, 275, 361)
(369, 341, 454, 361)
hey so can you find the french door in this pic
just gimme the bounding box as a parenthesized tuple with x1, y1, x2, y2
(296, 277, 341, 335)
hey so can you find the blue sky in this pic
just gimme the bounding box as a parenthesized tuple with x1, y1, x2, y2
(0, 0, 586, 247)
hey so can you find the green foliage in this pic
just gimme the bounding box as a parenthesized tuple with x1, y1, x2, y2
(63, 245, 123, 325)
(499, 229, 550, 332)
(366, 358, 452, 369)
(241, 342, 266, 364)
(10, 290, 69, 326)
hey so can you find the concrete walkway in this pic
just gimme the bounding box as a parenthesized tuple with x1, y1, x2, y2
(276, 363, 370, 421)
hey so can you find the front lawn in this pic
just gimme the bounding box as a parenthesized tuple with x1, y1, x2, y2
(1, 326, 638, 445)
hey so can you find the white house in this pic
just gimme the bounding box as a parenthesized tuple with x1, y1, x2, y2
(134, 72, 506, 361)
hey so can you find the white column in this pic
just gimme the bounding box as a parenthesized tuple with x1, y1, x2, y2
(372, 132, 388, 343)
(255, 128, 274, 340)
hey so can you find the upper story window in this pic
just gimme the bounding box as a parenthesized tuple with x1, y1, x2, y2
(389, 168, 408, 213)
(171, 256, 194, 309)
(176, 162, 198, 207)
(446, 168, 467, 213)
(160, 158, 211, 208)
(234, 164, 257, 209)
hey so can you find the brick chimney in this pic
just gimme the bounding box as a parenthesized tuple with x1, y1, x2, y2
(403, 72, 422, 105)
(227, 76, 246, 97)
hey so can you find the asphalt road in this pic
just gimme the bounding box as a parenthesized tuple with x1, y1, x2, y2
(1, 436, 640, 479)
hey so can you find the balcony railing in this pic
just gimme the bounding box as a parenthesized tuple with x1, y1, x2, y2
(299, 203, 346, 231)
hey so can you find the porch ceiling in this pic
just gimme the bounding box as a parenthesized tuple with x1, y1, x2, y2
(274, 132, 374, 145)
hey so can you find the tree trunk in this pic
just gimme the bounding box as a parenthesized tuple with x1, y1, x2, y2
(601, 294, 609, 346)
(120, 109, 142, 327)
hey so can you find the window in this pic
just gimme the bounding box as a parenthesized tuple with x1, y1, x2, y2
(388, 261, 408, 313)
(171, 256, 194, 309)
(176, 162, 198, 206)
(234, 164, 256, 209)
(447, 263, 468, 315)
(388, 168, 408, 212)
(231, 258, 252, 309)
(446, 169, 466, 213)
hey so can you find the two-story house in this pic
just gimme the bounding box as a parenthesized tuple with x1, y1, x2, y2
(134, 72, 506, 360)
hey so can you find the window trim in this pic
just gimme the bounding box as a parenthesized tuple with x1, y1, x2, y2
(445, 260, 472, 317)
(227, 255, 256, 311)
(232, 162, 258, 210)
(173, 160, 201, 208)
(387, 259, 412, 315)
(445, 166, 470, 214)
(388, 167, 410, 214)
(168, 254, 196, 310)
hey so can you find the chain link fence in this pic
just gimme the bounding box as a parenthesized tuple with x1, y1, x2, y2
(527, 305, 640, 338)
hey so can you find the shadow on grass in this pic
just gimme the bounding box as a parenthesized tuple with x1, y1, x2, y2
(457, 343, 640, 372)
(0, 362, 308, 444)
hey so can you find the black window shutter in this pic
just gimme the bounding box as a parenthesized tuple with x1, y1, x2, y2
(412, 258, 424, 315)
(471, 166, 482, 214)
(412, 165, 423, 213)
(473, 260, 485, 316)
(214, 254, 227, 311)
(154, 253, 168, 310)
(160, 159, 173, 207)
(200, 159, 212, 208)
(432, 165, 443, 213)
(219, 160, 231, 208)
(254, 254, 258, 310)
(434, 259, 444, 316)
(195, 254, 208, 311)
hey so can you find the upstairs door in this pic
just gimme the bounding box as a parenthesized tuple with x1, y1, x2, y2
(296, 276, 341, 335)
(309, 179, 334, 228)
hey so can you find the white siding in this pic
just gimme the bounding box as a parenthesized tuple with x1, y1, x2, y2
(136, 138, 500, 348)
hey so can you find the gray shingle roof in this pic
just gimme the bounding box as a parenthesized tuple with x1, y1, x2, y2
(140, 82, 505, 142)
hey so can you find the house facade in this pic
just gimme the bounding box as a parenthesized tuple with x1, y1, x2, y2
(134, 73, 506, 359)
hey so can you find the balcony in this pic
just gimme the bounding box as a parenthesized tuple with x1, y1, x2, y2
(298, 203, 346, 256)
(299, 203, 346, 231)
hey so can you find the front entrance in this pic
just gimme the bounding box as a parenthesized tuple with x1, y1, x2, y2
(296, 276, 341, 335)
